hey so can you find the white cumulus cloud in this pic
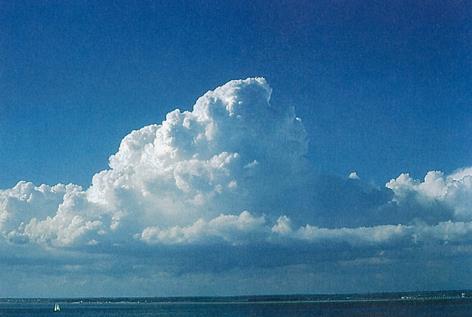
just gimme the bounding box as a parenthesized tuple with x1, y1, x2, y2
(139, 211, 266, 245)
(1, 78, 309, 247)
(348, 171, 360, 180)
(387, 167, 472, 220)
(0, 77, 471, 261)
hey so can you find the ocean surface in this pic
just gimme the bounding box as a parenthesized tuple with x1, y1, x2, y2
(1, 293, 471, 317)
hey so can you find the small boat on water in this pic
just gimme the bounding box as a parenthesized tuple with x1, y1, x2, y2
(53, 303, 61, 312)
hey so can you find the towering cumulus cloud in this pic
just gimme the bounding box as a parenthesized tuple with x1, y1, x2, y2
(1, 78, 309, 247)
(1, 78, 472, 294)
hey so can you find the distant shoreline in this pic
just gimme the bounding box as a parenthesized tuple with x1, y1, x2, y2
(1, 289, 471, 304)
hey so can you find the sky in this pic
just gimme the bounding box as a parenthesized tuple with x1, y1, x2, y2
(0, 1, 471, 297)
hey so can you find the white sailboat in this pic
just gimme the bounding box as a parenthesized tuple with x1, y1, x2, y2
(53, 303, 61, 312)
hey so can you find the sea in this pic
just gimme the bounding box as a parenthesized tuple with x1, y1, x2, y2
(1, 291, 471, 317)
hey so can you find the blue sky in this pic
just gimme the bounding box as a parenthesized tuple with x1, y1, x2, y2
(2, 0, 470, 188)
(0, 1, 471, 297)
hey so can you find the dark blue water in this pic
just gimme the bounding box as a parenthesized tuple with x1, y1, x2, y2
(1, 300, 471, 317)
